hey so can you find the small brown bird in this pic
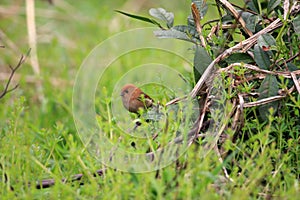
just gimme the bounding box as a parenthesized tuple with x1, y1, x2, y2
(120, 84, 153, 114)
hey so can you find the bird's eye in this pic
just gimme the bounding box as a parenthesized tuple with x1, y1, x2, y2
(125, 90, 128, 93)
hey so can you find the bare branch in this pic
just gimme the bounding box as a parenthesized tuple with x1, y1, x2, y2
(217, 0, 253, 36)
(0, 49, 30, 99)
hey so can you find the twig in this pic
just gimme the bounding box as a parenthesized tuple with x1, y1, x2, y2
(213, 145, 234, 182)
(279, 52, 300, 67)
(218, 0, 253, 36)
(219, 63, 300, 78)
(165, 95, 187, 106)
(283, 0, 290, 20)
(243, 95, 286, 108)
(0, 50, 30, 99)
(290, 72, 300, 94)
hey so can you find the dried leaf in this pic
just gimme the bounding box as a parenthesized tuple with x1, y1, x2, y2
(191, 0, 208, 18)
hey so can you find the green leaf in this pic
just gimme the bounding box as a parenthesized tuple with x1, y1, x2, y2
(149, 8, 174, 28)
(193, 45, 212, 82)
(287, 63, 299, 72)
(224, 53, 254, 65)
(153, 29, 197, 43)
(287, 63, 299, 87)
(293, 15, 300, 34)
(254, 44, 271, 70)
(191, 0, 208, 18)
(246, 0, 259, 13)
(187, 14, 195, 27)
(267, 0, 281, 14)
(154, 25, 200, 43)
(241, 12, 259, 33)
(115, 10, 163, 28)
(257, 75, 279, 121)
(172, 25, 199, 41)
(257, 33, 276, 49)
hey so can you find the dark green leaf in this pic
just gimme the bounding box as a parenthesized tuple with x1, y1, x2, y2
(246, 0, 259, 13)
(241, 12, 259, 33)
(192, 0, 208, 18)
(293, 15, 300, 34)
(257, 75, 279, 121)
(287, 63, 299, 72)
(224, 53, 254, 65)
(287, 63, 299, 87)
(149, 8, 174, 28)
(194, 45, 212, 82)
(257, 33, 276, 49)
(115, 10, 163, 28)
(267, 0, 281, 14)
(187, 14, 195, 27)
(254, 44, 271, 70)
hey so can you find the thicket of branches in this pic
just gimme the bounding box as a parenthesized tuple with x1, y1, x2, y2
(118, 0, 300, 181)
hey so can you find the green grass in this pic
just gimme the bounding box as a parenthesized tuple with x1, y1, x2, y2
(0, 0, 299, 199)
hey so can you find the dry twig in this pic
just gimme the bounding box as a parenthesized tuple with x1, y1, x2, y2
(218, 0, 253, 36)
(0, 50, 30, 99)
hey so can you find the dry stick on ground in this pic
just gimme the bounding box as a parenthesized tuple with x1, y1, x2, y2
(33, 169, 105, 189)
(0, 50, 30, 99)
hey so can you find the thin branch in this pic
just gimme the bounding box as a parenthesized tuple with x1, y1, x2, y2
(219, 63, 300, 78)
(279, 52, 300, 67)
(213, 145, 234, 182)
(0, 50, 30, 99)
(218, 0, 253, 36)
(291, 72, 300, 94)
